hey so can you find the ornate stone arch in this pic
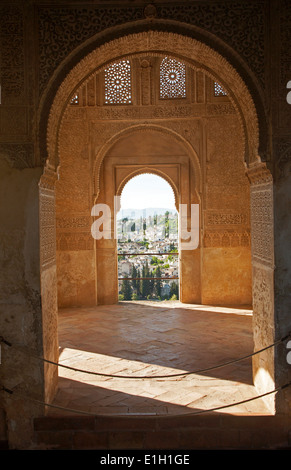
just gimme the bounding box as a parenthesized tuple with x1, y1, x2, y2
(44, 31, 261, 173)
(38, 27, 280, 415)
(92, 123, 202, 203)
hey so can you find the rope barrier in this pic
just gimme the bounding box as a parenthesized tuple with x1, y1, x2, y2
(1, 381, 291, 418)
(1, 332, 290, 380)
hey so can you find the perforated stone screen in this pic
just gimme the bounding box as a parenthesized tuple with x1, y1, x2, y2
(104, 60, 132, 104)
(160, 57, 186, 99)
(70, 93, 79, 105)
(214, 81, 227, 96)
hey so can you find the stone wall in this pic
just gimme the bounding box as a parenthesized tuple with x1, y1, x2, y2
(0, 159, 44, 448)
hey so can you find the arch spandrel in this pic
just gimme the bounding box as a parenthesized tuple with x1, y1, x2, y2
(45, 31, 260, 172)
(92, 124, 202, 203)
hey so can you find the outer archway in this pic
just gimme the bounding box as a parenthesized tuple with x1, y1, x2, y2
(39, 30, 277, 414)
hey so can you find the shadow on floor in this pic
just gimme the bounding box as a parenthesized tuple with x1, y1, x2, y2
(49, 301, 276, 418)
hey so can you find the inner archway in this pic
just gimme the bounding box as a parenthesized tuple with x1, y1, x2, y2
(93, 125, 201, 306)
(117, 173, 179, 303)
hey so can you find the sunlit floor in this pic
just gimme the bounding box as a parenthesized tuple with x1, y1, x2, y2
(49, 301, 272, 417)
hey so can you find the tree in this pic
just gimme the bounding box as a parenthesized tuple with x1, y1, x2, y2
(169, 243, 178, 252)
(141, 260, 151, 299)
(170, 282, 179, 299)
(131, 265, 137, 290)
(136, 268, 141, 298)
(121, 217, 128, 233)
(121, 276, 132, 300)
(164, 211, 170, 238)
(154, 265, 162, 298)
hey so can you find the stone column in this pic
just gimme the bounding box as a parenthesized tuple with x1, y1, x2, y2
(247, 162, 276, 412)
(39, 166, 59, 404)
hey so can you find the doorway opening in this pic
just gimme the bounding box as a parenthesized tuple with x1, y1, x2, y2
(117, 173, 179, 302)
(39, 30, 279, 418)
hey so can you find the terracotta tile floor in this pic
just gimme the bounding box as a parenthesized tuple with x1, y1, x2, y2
(49, 301, 272, 417)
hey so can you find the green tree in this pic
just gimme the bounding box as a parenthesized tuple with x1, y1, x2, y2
(164, 211, 170, 238)
(121, 276, 132, 300)
(154, 265, 162, 298)
(121, 217, 128, 233)
(131, 265, 137, 290)
(141, 260, 152, 299)
(136, 268, 141, 298)
(170, 243, 178, 252)
(170, 282, 179, 299)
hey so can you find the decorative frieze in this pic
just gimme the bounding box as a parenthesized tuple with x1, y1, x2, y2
(204, 230, 250, 248)
(206, 212, 247, 226)
(206, 104, 236, 115)
(37, 5, 144, 93)
(246, 163, 274, 267)
(0, 5, 25, 102)
(56, 233, 93, 251)
(249, 171, 274, 267)
(37, 2, 266, 94)
(39, 168, 58, 270)
(39, 190, 56, 270)
(140, 59, 152, 106)
(68, 102, 235, 121)
(56, 216, 91, 230)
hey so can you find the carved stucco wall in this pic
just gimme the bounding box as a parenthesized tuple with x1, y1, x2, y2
(48, 29, 260, 310)
(45, 31, 260, 172)
(55, 61, 251, 308)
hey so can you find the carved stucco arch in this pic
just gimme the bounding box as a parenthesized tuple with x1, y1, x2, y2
(46, 31, 260, 172)
(116, 168, 179, 212)
(92, 123, 202, 203)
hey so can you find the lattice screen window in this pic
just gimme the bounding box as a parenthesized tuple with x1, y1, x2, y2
(70, 93, 79, 105)
(214, 82, 227, 96)
(160, 57, 186, 99)
(104, 60, 132, 104)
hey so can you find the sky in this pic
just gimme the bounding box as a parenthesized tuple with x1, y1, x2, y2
(120, 174, 176, 210)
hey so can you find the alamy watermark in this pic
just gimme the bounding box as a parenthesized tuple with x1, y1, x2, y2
(91, 196, 199, 250)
